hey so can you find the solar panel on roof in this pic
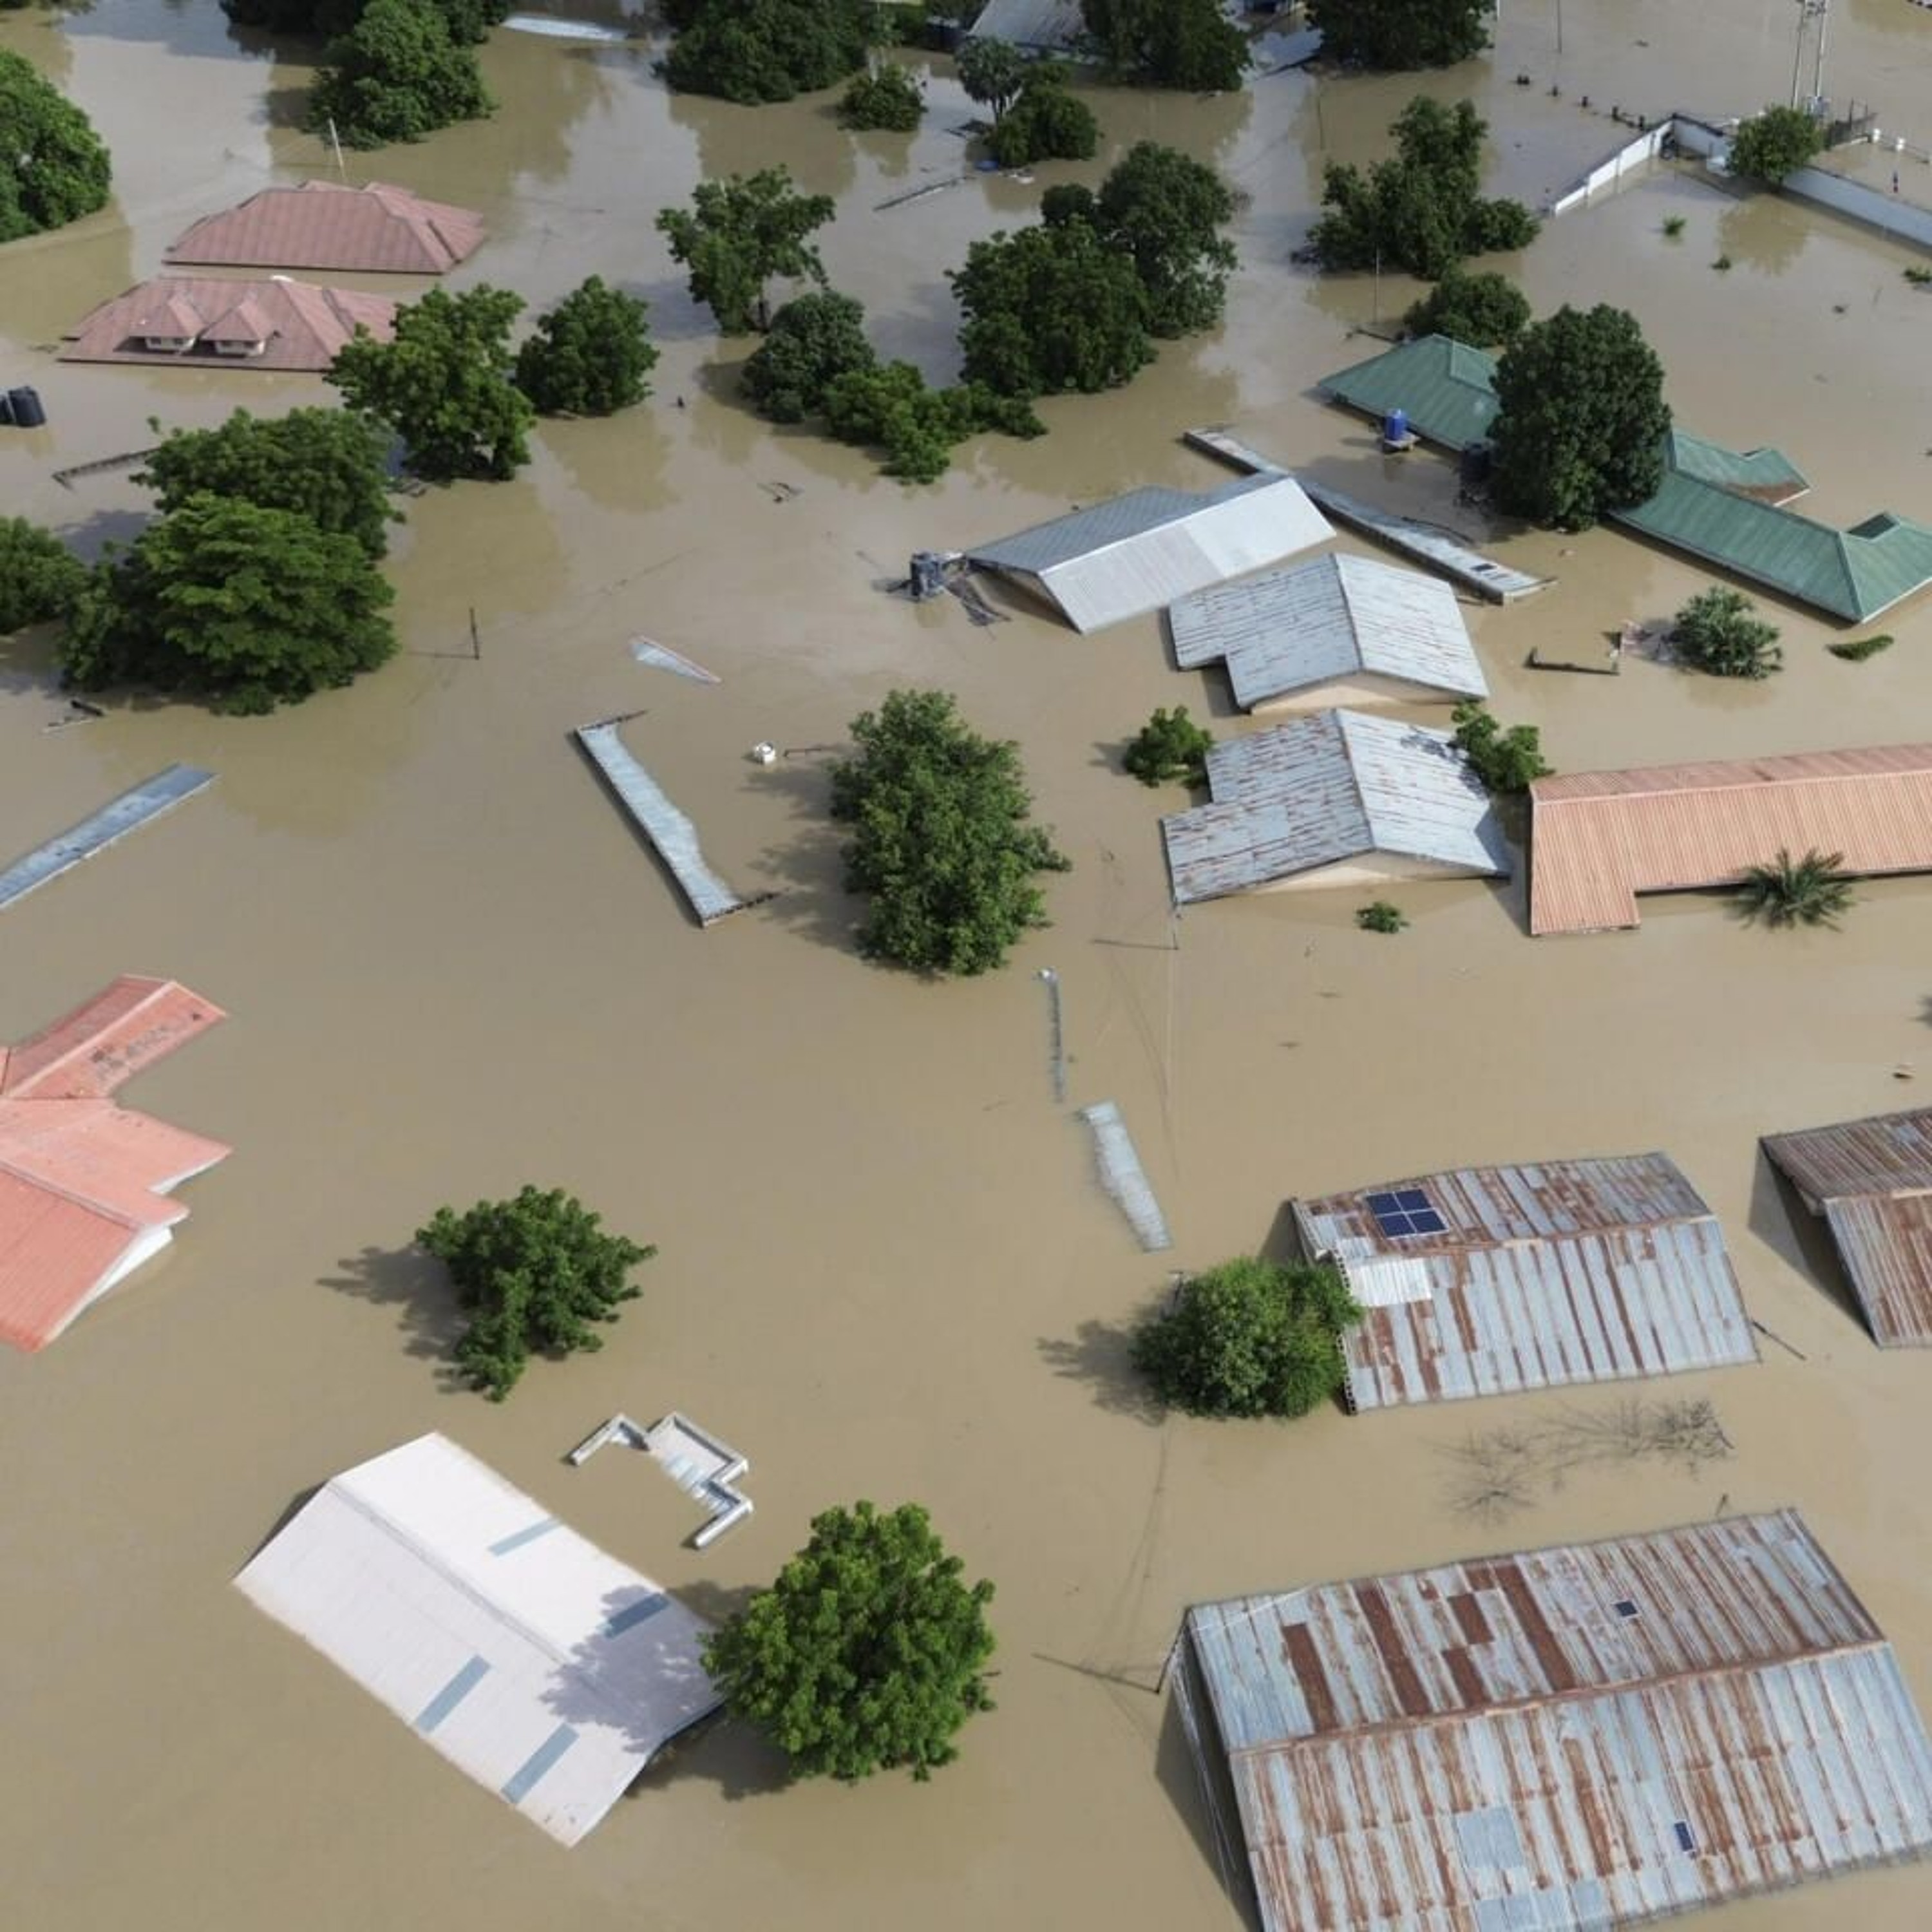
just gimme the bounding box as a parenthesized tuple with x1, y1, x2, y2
(1365, 1190, 1448, 1239)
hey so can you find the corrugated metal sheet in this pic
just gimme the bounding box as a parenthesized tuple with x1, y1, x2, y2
(966, 0, 1086, 48)
(1183, 1510, 1932, 1932)
(1529, 743, 1932, 934)
(62, 278, 396, 373)
(1161, 709, 1509, 904)
(0, 764, 213, 912)
(236, 1434, 722, 1846)
(1666, 430, 1807, 502)
(1762, 1108, 1932, 1345)
(166, 181, 485, 274)
(0, 975, 224, 1099)
(1169, 552, 1489, 709)
(1293, 1155, 1756, 1408)
(1319, 334, 1501, 451)
(966, 475, 1333, 634)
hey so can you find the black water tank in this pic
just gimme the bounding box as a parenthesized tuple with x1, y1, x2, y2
(6, 386, 46, 428)
(1460, 439, 1493, 486)
(0, 391, 12, 427)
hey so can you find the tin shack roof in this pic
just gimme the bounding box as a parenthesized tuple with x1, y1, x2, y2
(965, 0, 1087, 48)
(1160, 708, 1509, 904)
(1763, 1105, 1932, 1345)
(1529, 741, 1932, 934)
(1180, 1508, 1932, 1932)
(166, 180, 485, 273)
(1291, 1153, 1757, 1409)
(1168, 551, 1488, 710)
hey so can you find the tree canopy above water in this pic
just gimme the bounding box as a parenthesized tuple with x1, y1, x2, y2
(1305, 0, 1490, 70)
(660, 0, 876, 103)
(307, 0, 494, 149)
(0, 50, 112, 243)
(657, 167, 835, 334)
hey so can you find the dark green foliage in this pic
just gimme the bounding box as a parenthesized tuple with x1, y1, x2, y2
(1488, 304, 1670, 529)
(1080, 0, 1247, 91)
(224, 0, 511, 41)
(1123, 705, 1211, 786)
(821, 362, 1042, 483)
(514, 276, 656, 416)
(983, 68, 1098, 167)
(416, 1184, 654, 1401)
(656, 167, 835, 334)
(1727, 105, 1824, 185)
(307, 0, 493, 149)
(137, 408, 397, 560)
(1356, 900, 1408, 933)
(1451, 701, 1551, 794)
(0, 519, 86, 632)
(840, 62, 923, 131)
(58, 494, 395, 714)
(1404, 268, 1530, 346)
(952, 220, 1153, 398)
(1094, 142, 1236, 337)
(1828, 632, 1893, 661)
(1662, 214, 1687, 238)
(742, 290, 876, 422)
(328, 285, 533, 481)
(1670, 585, 1782, 679)
(1904, 266, 1932, 287)
(829, 688, 1070, 974)
(1738, 848, 1854, 929)
(1305, 0, 1490, 70)
(956, 33, 1025, 120)
(661, 0, 873, 104)
(1130, 1258, 1362, 1419)
(1311, 97, 1539, 279)
(703, 1501, 996, 1782)
(0, 49, 111, 242)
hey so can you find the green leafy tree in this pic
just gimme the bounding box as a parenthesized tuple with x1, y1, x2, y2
(983, 68, 1098, 167)
(58, 493, 396, 714)
(1131, 1258, 1362, 1419)
(661, 0, 875, 104)
(329, 285, 533, 481)
(830, 688, 1070, 974)
(1727, 105, 1824, 185)
(308, 0, 493, 149)
(820, 363, 1042, 482)
(703, 1502, 996, 1782)
(1404, 267, 1530, 346)
(1305, 0, 1490, 70)
(514, 276, 656, 416)
(225, 0, 511, 41)
(1670, 585, 1782, 679)
(1094, 142, 1236, 337)
(656, 167, 836, 334)
(416, 1185, 655, 1401)
(0, 49, 111, 242)
(137, 407, 397, 559)
(741, 290, 876, 422)
(952, 220, 1153, 398)
(1123, 705, 1212, 786)
(956, 33, 1025, 120)
(1080, 0, 1247, 91)
(840, 62, 923, 131)
(1738, 848, 1854, 929)
(1451, 701, 1551, 794)
(1356, 900, 1408, 933)
(1488, 303, 1671, 529)
(0, 519, 87, 632)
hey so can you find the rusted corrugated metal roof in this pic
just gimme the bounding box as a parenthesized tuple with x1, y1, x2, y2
(1762, 1107, 1932, 1345)
(61, 277, 395, 373)
(1182, 1510, 1932, 1932)
(1292, 1155, 1757, 1408)
(1529, 743, 1932, 934)
(1, 975, 225, 1099)
(166, 181, 484, 274)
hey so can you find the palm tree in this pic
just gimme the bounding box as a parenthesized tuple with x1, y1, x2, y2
(1738, 848, 1855, 929)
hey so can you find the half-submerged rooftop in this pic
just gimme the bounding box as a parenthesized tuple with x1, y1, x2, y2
(1169, 551, 1488, 713)
(1528, 741, 1932, 935)
(236, 1433, 722, 1846)
(61, 276, 395, 372)
(1175, 1508, 1932, 1932)
(965, 473, 1334, 634)
(166, 180, 485, 274)
(1763, 1105, 1932, 1345)
(1290, 1153, 1757, 1410)
(1160, 708, 1509, 905)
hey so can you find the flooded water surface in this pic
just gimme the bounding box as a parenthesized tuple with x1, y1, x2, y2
(5, 2, 1932, 1927)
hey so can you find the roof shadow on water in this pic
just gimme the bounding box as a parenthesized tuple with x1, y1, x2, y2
(321, 1240, 473, 1389)
(1153, 1686, 1258, 1928)
(1746, 1148, 1868, 1334)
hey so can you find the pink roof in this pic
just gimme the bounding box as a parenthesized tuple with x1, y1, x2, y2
(137, 289, 208, 338)
(61, 277, 395, 373)
(204, 296, 275, 343)
(0, 979, 229, 1353)
(166, 180, 486, 274)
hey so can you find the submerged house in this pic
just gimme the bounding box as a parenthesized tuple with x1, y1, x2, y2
(61, 277, 395, 373)
(236, 1433, 722, 1846)
(1168, 551, 1488, 713)
(1762, 1104, 1932, 1345)
(166, 180, 485, 274)
(0, 976, 229, 1352)
(1289, 1153, 1757, 1410)
(964, 474, 1333, 633)
(1528, 741, 1932, 935)
(1173, 1509, 1932, 1932)
(1160, 708, 1509, 905)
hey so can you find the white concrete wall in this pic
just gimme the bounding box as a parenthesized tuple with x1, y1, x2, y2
(1251, 674, 1466, 717)
(1785, 163, 1932, 251)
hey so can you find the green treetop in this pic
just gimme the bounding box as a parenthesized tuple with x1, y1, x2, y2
(307, 0, 494, 149)
(983, 66, 1099, 168)
(1094, 142, 1237, 338)
(0, 50, 112, 242)
(840, 62, 923, 132)
(1124, 706, 1212, 786)
(741, 290, 876, 422)
(515, 276, 657, 416)
(1080, 0, 1247, 91)
(1727, 106, 1824, 185)
(657, 167, 837, 334)
(0, 520, 88, 634)
(1305, 0, 1490, 70)
(1669, 585, 1783, 679)
(1450, 701, 1552, 794)
(956, 35, 1025, 121)
(661, 0, 875, 104)
(1403, 267, 1530, 347)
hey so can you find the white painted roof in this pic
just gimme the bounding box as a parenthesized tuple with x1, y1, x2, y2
(236, 1433, 721, 1845)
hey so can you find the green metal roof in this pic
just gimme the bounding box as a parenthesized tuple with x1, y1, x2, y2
(1318, 335, 1498, 451)
(1665, 430, 1808, 502)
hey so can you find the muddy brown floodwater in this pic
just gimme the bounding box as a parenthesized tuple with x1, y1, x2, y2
(5, 3, 1932, 1927)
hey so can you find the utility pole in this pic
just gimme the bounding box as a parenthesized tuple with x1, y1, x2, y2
(327, 115, 346, 181)
(1812, 0, 1831, 113)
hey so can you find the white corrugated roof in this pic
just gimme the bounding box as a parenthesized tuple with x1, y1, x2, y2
(967, 475, 1334, 634)
(967, 0, 1086, 47)
(236, 1434, 721, 1845)
(1168, 552, 1488, 710)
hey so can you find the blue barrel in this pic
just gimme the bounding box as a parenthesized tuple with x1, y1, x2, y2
(7, 386, 46, 428)
(1383, 407, 1410, 444)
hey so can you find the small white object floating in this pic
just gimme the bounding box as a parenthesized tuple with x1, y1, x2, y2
(750, 742, 778, 766)
(630, 637, 721, 685)
(502, 14, 630, 42)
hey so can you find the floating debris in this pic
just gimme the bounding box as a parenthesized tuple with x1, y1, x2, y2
(0, 764, 214, 912)
(629, 637, 721, 684)
(568, 1410, 754, 1549)
(1078, 1101, 1172, 1252)
(502, 13, 630, 40)
(1037, 969, 1066, 1103)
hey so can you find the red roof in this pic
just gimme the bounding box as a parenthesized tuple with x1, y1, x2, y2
(61, 277, 395, 374)
(166, 180, 486, 274)
(0, 978, 229, 1353)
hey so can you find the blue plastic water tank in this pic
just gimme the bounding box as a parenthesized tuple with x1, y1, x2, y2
(1384, 406, 1410, 444)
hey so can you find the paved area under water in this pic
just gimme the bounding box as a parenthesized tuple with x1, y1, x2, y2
(3, 2, 1932, 1927)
